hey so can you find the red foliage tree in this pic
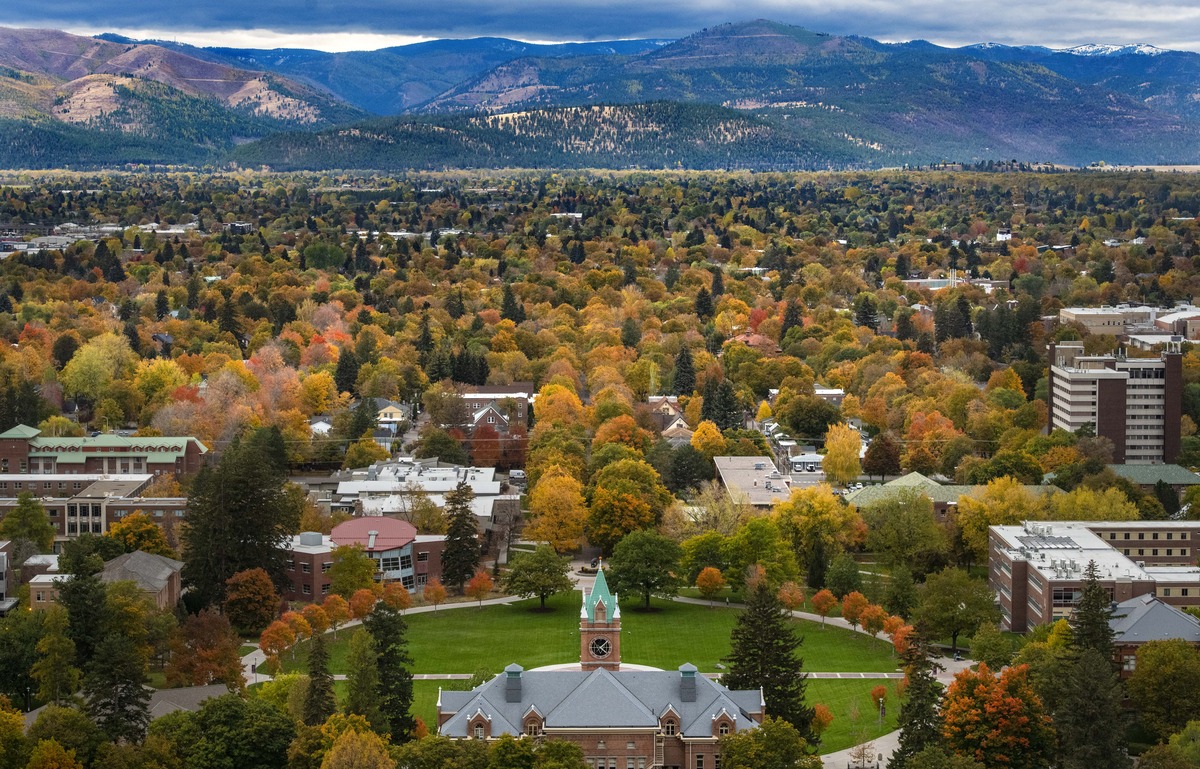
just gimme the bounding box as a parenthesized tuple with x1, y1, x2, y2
(811, 589, 837, 626)
(942, 663, 1055, 769)
(841, 591, 869, 631)
(166, 608, 244, 689)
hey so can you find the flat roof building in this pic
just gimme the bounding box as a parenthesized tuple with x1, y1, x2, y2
(713, 456, 791, 508)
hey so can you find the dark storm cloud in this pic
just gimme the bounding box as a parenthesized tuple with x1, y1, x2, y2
(4, 0, 1200, 51)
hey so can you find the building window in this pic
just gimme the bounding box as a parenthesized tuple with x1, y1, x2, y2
(1153, 533, 1160, 540)
(663, 720, 677, 736)
(474, 724, 484, 739)
(1163, 588, 1172, 597)
(400, 554, 413, 571)
(417, 574, 428, 587)
(1124, 533, 1130, 540)
(1124, 656, 1136, 672)
(1153, 549, 1160, 556)
(1139, 533, 1145, 540)
(719, 722, 730, 735)
(402, 574, 415, 590)
(302, 584, 312, 595)
(381, 557, 400, 572)
(417, 552, 429, 562)
(35, 592, 43, 602)
(696, 756, 704, 769)
(288, 562, 296, 571)
(525, 721, 540, 736)
(301, 563, 311, 573)
(321, 562, 332, 573)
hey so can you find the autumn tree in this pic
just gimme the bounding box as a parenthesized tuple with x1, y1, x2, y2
(165, 609, 243, 690)
(224, 568, 279, 635)
(810, 589, 837, 626)
(25, 740, 83, 769)
(329, 544, 378, 598)
(323, 594, 351, 637)
(696, 566, 728, 604)
(840, 591, 869, 631)
(862, 432, 902, 480)
(822, 423, 862, 486)
(321, 728, 394, 769)
(941, 664, 1054, 769)
(690, 420, 727, 458)
(954, 477, 1048, 563)
(777, 581, 805, 612)
(104, 511, 176, 558)
(422, 578, 447, 610)
(259, 620, 296, 674)
(524, 466, 587, 553)
(503, 545, 573, 610)
(465, 570, 494, 607)
(586, 458, 673, 554)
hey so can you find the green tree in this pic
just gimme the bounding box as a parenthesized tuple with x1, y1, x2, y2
(25, 739, 82, 769)
(718, 715, 821, 769)
(329, 544, 378, 598)
(825, 553, 862, 599)
(345, 630, 386, 734)
(84, 633, 150, 744)
(441, 482, 480, 593)
(862, 490, 948, 577)
(57, 552, 108, 668)
(1056, 648, 1131, 769)
(31, 606, 80, 706)
(1071, 560, 1115, 661)
(27, 707, 103, 768)
(1129, 638, 1200, 740)
(303, 634, 336, 727)
(182, 430, 301, 609)
(891, 639, 945, 769)
(673, 346, 695, 396)
(503, 545, 573, 610)
(363, 602, 415, 742)
(967, 624, 1015, 670)
(0, 492, 55, 569)
(904, 747, 984, 769)
(606, 531, 683, 609)
(721, 580, 816, 745)
(914, 568, 999, 654)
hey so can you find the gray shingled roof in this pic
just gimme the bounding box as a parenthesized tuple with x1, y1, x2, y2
(1110, 594, 1200, 644)
(439, 666, 761, 738)
(102, 551, 183, 593)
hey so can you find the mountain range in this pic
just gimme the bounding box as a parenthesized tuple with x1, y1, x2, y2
(2, 20, 1200, 170)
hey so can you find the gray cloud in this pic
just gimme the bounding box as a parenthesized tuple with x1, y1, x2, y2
(4, 0, 1200, 51)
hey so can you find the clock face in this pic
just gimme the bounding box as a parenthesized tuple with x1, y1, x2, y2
(590, 637, 611, 659)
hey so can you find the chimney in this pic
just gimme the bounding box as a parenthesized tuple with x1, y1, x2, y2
(505, 664, 523, 703)
(679, 663, 697, 702)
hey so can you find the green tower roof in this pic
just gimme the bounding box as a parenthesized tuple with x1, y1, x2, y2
(581, 565, 619, 623)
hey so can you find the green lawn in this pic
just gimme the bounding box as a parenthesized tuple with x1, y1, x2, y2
(279, 593, 898, 676)
(411, 678, 899, 755)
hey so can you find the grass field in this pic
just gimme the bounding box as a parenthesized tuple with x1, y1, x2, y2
(278, 592, 899, 676)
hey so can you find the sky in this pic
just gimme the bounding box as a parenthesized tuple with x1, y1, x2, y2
(3, 0, 1200, 53)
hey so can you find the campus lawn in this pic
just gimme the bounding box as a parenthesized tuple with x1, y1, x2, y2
(278, 592, 898, 676)
(410, 678, 899, 755)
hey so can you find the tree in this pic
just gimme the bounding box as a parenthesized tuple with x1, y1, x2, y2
(363, 602, 416, 741)
(422, 578, 447, 610)
(954, 477, 1047, 563)
(104, 511, 175, 557)
(84, 633, 150, 743)
(771, 485, 866, 579)
(863, 432, 902, 480)
(0, 492, 55, 568)
(57, 552, 108, 669)
(465, 570, 494, 607)
(886, 567, 920, 619)
(31, 606, 80, 706)
(321, 728, 394, 769)
(826, 553, 862, 599)
(840, 591, 869, 631)
(690, 420, 727, 458)
(345, 630, 386, 734)
(696, 567, 727, 603)
(1129, 639, 1200, 740)
(904, 747, 984, 769)
(941, 664, 1055, 769)
(861, 604, 888, 638)
(27, 707, 103, 768)
(1056, 648, 1131, 769)
(914, 568, 999, 653)
(606, 530, 683, 609)
(673, 346, 696, 395)
(182, 430, 300, 608)
(329, 544, 378, 598)
(863, 491, 948, 577)
(587, 458, 674, 554)
(441, 482, 480, 593)
(822, 424, 861, 486)
(524, 467, 588, 553)
(700, 377, 742, 431)
(722, 580, 816, 744)
(322, 594, 351, 637)
(165, 608, 243, 689)
(891, 640, 944, 769)
(304, 634, 337, 727)
(718, 716, 821, 769)
(503, 545, 573, 610)
(1071, 560, 1115, 660)
(25, 740, 83, 769)
(777, 581, 805, 612)
(259, 620, 296, 673)
(224, 568, 279, 634)
(810, 589, 837, 626)
(694, 287, 714, 321)
(349, 589, 377, 620)
(344, 438, 390, 468)
(968, 624, 1014, 670)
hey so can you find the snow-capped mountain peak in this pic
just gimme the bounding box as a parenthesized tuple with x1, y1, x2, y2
(1063, 43, 1168, 56)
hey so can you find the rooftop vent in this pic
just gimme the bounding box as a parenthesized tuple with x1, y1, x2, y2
(298, 532, 323, 547)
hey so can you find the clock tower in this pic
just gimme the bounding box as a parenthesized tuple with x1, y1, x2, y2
(580, 565, 621, 671)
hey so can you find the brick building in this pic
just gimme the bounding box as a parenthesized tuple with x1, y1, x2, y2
(438, 569, 763, 767)
(0, 425, 207, 476)
(989, 520, 1200, 632)
(29, 550, 182, 611)
(283, 517, 445, 602)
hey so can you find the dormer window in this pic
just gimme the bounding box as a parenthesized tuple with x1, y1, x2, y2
(718, 722, 730, 736)
(525, 719, 541, 736)
(663, 720, 677, 736)
(473, 724, 485, 739)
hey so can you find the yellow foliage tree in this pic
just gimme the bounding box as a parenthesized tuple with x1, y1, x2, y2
(525, 465, 588, 553)
(772, 484, 866, 562)
(1048, 486, 1139, 521)
(690, 420, 727, 457)
(756, 401, 773, 421)
(955, 476, 1049, 562)
(823, 423, 862, 486)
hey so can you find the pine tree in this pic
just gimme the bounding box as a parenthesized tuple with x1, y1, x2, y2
(854, 295, 878, 331)
(701, 378, 741, 431)
(58, 552, 108, 668)
(721, 580, 816, 746)
(363, 602, 416, 742)
(694, 286, 714, 320)
(84, 633, 150, 743)
(891, 638, 944, 769)
(303, 633, 337, 726)
(441, 482, 480, 593)
(345, 629, 386, 733)
(1055, 649, 1131, 769)
(710, 267, 724, 296)
(334, 348, 360, 395)
(673, 346, 696, 396)
(1071, 560, 1115, 661)
(31, 605, 81, 706)
(500, 284, 525, 323)
(781, 300, 802, 340)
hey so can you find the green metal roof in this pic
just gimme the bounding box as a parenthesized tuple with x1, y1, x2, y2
(582, 566, 619, 623)
(1107, 464, 1200, 487)
(0, 424, 41, 439)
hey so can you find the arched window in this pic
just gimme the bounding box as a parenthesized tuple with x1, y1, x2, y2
(473, 724, 485, 739)
(718, 722, 730, 736)
(525, 720, 541, 736)
(663, 720, 677, 736)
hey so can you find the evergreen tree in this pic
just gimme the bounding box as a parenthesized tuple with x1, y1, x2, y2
(441, 482, 480, 593)
(701, 378, 742, 431)
(710, 267, 724, 296)
(57, 551, 107, 668)
(217, 300, 240, 338)
(673, 346, 696, 396)
(1071, 560, 1115, 661)
(445, 290, 465, 319)
(500, 284, 525, 323)
(303, 633, 336, 727)
(854, 295, 878, 331)
(334, 348, 360, 395)
(84, 633, 150, 743)
(621, 317, 641, 349)
(348, 397, 378, 440)
(806, 536, 827, 591)
(1055, 649, 1131, 769)
(721, 580, 816, 745)
(363, 602, 416, 742)
(694, 287, 714, 320)
(415, 314, 434, 366)
(345, 629, 386, 733)
(181, 430, 300, 609)
(891, 638, 944, 769)
(31, 605, 81, 706)
(155, 290, 170, 320)
(781, 300, 802, 340)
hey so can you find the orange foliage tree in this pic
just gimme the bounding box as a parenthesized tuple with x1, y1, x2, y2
(695, 566, 727, 604)
(323, 594, 351, 637)
(381, 582, 413, 612)
(941, 663, 1055, 769)
(259, 620, 296, 673)
(777, 581, 806, 612)
(349, 588, 377, 620)
(423, 577, 447, 609)
(301, 603, 330, 636)
(841, 592, 869, 632)
(812, 703, 834, 736)
(811, 589, 837, 627)
(861, 604, 888, 638)
(465, 570, 494, 607)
